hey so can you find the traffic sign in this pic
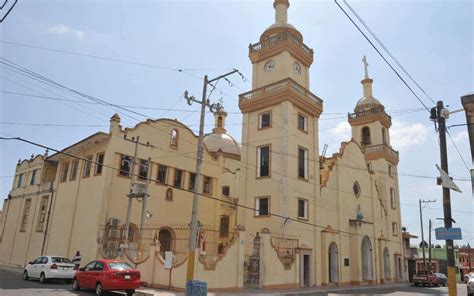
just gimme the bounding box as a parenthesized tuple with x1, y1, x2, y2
(435, 227, 462, 240)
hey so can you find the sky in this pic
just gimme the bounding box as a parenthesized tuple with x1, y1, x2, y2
(0, 0, 473, 246)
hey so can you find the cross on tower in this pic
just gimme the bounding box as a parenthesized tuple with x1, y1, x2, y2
(362, 55, 369, 79)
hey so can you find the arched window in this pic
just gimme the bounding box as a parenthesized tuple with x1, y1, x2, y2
(217, 116, 223, 128)
(121, 223, 139, 243)
(361, 127, 371, 146)
(157, 228, 173, 258)
(170, 129, 178, 147)
(382, 128, 387, 145)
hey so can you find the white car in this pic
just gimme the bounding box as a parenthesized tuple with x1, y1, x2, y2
(23, 255, 76, 283)
(468, 274, 474, 296)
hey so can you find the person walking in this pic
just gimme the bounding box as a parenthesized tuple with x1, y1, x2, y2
(73, 251, 82, 270)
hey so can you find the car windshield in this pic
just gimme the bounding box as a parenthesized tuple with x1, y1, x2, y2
(52, 257, 72, 264)
(108, 262, 134, 270)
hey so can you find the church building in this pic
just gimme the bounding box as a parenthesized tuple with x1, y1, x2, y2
(0, 0, 404, 290)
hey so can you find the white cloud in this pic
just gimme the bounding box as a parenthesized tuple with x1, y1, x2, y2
(48, 24, 85, 41)
(451, 130, 469, 143)
(330, 121, 351, 140)
(390, 120, 429, 151)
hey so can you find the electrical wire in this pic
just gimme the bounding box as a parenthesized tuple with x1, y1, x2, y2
(342, 0, 436, 105)
(446, 130, 471, 171)
(334, 0, 432, 112)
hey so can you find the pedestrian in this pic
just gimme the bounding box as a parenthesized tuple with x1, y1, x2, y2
(73, 251, 82, 271)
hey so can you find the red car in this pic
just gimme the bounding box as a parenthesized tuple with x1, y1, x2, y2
(72, 259, 140, 296)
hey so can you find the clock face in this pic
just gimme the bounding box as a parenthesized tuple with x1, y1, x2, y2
(293, 62, 301, 75)
(264, 60, 275, 72)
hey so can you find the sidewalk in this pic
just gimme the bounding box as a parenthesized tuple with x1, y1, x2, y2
(134, 283, 411, 296)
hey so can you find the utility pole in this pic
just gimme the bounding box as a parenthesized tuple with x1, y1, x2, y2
(419, 199, 435, 271)
(428, 219, 432, 271)
(139, 157, 152, 232)
(184, 69, 239, 284)
(435, 100, 457, 296)
(123, 136, 152, 249)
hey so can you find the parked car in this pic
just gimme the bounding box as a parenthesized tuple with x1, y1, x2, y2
(468, 274, 474, 296)
(466, 272, 474, 283)
(413, 270, 439, 287)
(72, 259, 140, 296)
(23, 255, 76, 283)
(434, 272, 448, 286)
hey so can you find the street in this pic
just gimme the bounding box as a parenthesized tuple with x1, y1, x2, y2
(0, 266, 469, 296)
(0, 266, 126, 296)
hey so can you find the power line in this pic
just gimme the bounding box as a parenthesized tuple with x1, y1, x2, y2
(446, 129, 471, 171)
(334, 0, 432, 112)
(0, 40, 225, 74)
(342, 0, 436, 105)
(0, 135, 406, 245)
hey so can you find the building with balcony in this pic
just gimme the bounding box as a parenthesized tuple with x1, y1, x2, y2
(0, 0, 405, 291)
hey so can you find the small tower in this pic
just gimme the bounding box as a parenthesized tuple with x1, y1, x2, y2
(109, 113, 121, 134)
(349, 56, 396, 165)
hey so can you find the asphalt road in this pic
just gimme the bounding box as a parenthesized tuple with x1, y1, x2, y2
(0, 266, 126, 296)
(0, 266, 470, 296)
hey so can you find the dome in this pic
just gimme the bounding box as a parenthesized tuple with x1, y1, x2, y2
(203, 133, 241, 156)
(355, 95, 383, 112)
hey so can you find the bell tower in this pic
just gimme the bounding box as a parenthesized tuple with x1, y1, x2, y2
(348, 55, 398, 166)
(238, 0, 323, 272)
(249, 0, 313, 90)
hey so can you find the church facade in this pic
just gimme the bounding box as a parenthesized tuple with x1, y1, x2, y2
(0, 0, 405, 290)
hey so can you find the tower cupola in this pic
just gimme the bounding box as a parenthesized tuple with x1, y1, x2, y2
(354, 56, 384, 113)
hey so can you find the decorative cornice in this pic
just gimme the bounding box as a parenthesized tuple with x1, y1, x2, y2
(348, 111, 392, 128)
(239, 78, 323, 117)
(250, 30, 312, 66)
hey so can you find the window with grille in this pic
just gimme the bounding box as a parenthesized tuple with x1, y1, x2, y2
(20, 198, 32, 232)
(83, 155, 93, 178)
(298, 114, 308, 132)
(257, 145, 270, 177)
(173, 169, 183, 188)
(16, 173, 24, 188)
(203, 176, 212, 195)
(36, 196, 49, 232)
(188, 172, 196, 190)
(95, 153, 105, 175)
(220, 216, 230, 238)
(60, 162, 69, 182)
(70, 160, 79, 181)
(255, 196, 270, 217)
(139, 159, 149, 179)
(157, 165, 167, 184)
(259, 111, 271, 129)
(30, 169, 39, 185)
(222, 186, 230, 197)
(298, 198, 308, 219)
(119, 155, 132, 177)
(298, 147, 308, 180)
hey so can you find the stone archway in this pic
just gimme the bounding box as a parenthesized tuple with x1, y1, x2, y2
(328, 242, 339, 283)
(361, 236, 373, 281)
(383, 247, 391, 281)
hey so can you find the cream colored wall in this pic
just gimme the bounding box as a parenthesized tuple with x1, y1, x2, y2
(45, 141, 109, 264)
(319, 141, 403, 284)
(240, 95, 320, 286)
(352, 121, 389, 146)
(253, 51, 309, 89)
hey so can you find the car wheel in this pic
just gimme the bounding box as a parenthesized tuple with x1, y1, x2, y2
(126, 289, 135, 296)
(39, 272, 47, 284)
(95, 282, 104, 296)
(23, 270, 29, 281)
(72, 278, 80, 291)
